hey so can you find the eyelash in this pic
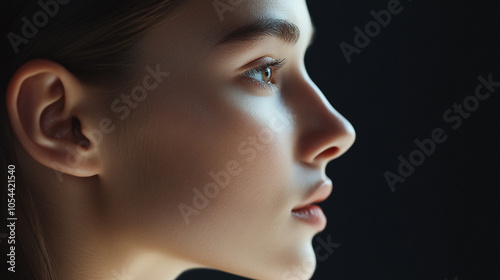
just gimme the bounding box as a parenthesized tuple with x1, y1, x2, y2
(243, 58, 287, 91)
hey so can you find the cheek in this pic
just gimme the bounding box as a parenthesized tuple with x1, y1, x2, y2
(142, 94, 295, 223)
(129, 87, 295, 238)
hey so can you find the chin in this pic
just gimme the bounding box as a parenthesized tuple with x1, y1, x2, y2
(268, 244, 318, 280)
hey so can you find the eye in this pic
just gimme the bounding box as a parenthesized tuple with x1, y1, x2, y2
(243, 58, 287, 86)
(246, 67, 273, 83)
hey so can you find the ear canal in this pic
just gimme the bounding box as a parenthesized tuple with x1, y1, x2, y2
(72, 117, 90, 148)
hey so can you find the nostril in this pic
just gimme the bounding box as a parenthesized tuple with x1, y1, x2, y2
(316, 146, 339, 161)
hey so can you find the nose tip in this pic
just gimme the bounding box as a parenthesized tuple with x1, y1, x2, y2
(295, 80, 356, 166)
(300, 109, 356, 165)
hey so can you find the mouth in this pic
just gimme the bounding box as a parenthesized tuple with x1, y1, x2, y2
(291, 180, 332, 230)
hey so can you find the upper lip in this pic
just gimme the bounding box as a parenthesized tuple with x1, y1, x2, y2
(292, 179, 333, 211)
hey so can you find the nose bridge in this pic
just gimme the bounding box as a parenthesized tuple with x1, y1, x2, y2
(293, 75, 356, 166)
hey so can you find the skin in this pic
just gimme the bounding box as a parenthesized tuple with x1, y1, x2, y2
(6, 0, 355, 279)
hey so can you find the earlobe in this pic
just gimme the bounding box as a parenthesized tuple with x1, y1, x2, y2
(6, 59, 101, 177)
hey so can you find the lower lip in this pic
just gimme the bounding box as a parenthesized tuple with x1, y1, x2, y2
(291, 205, 327, 230)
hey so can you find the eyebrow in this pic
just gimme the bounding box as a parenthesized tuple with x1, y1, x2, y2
(214, 18, 315, 47)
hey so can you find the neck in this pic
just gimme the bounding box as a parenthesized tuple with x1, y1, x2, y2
(35, 174, 194, 280)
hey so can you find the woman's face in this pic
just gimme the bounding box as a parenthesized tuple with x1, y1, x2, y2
(99, 0, 355, 278)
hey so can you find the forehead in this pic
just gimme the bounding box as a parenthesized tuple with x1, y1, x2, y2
(178, 0, 311, 25)
(214, 0, 312, 43)
(141, 0, 313, 56)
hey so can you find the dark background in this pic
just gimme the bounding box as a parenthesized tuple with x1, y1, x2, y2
(180, 0, 500, 279)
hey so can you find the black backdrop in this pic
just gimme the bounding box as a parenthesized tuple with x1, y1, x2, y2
(180, 0, 500, 279)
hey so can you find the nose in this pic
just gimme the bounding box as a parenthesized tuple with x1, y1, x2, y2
(292, 76, 356, 167)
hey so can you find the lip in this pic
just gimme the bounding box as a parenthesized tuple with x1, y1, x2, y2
(291, 180, 333, 230)
(291, 204, 327, 230)
(292, 180, 333, 210)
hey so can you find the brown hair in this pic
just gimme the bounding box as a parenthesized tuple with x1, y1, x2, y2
(0, 1, 183, 279)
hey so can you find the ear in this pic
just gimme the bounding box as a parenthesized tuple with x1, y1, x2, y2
(6, 59, 102, 177)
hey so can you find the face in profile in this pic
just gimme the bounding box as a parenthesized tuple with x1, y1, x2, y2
(4, 0, 355, 279)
